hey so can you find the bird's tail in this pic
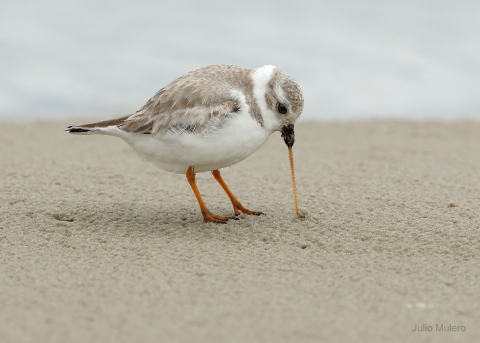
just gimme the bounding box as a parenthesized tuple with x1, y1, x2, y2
(67, 115, 130, 135)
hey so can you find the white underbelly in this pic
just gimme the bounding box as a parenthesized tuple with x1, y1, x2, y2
(120, 112, 270, 173)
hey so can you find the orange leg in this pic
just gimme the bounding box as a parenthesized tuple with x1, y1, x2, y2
(211, 169, 264, 217)
(186, 166, 232, 223)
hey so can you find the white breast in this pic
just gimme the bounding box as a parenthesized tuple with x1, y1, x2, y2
(119, 110, 270, 174)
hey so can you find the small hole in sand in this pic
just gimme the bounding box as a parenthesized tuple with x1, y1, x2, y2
(53, 214, 74, 222)
(297, 209, 308, 220)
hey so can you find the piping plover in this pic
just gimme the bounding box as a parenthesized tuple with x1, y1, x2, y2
(68, 65, 304, 223)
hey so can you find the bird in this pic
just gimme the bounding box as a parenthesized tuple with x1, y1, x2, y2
(67, 65, 304, 223)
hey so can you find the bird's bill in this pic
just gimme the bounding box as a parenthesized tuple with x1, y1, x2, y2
(282, 124, 299, 215)
(281, 124, 295, 148)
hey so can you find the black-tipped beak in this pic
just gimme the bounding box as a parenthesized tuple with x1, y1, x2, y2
(281, 124, 295, 148)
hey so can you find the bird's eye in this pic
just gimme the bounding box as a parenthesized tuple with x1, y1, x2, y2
(277, 103, 288, 114)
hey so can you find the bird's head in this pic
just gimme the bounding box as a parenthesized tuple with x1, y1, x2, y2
(254, 66, 304, 148)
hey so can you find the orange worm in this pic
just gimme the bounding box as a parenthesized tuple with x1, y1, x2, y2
(288, 147, 299, 216)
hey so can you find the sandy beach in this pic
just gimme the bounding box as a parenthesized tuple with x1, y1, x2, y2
(1, 120, 479, 342)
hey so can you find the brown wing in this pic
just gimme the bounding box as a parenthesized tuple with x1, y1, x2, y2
(120, 65, 253, 135)
(68, 65, 256, 135)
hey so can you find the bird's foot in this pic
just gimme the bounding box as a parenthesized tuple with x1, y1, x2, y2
(233, 202, 265, 217)
(202, 210, 233, 224)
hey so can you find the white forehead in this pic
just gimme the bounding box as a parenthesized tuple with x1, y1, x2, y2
(251, 65, 275, 111)
(251, 65, 290, 105)
(251, 65, 275, 93)
(250, 65, 274, 131)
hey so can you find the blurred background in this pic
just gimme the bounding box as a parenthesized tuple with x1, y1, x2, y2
(1, 0, 479, 121)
